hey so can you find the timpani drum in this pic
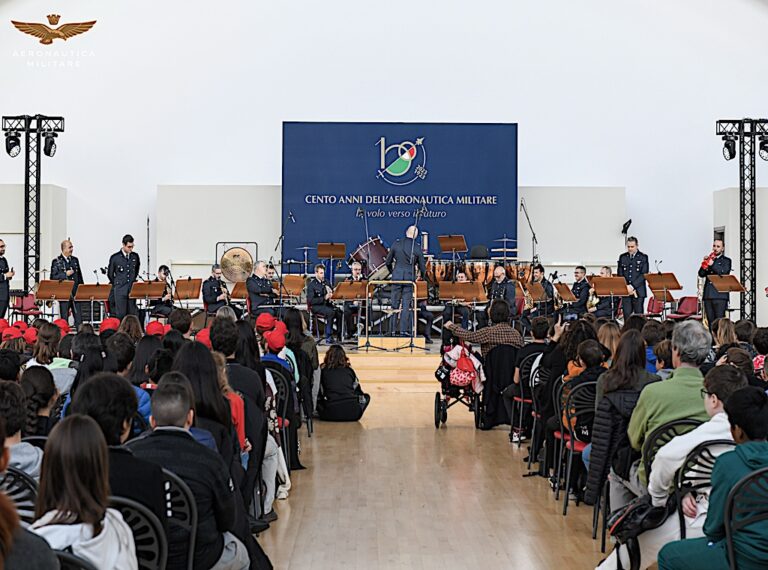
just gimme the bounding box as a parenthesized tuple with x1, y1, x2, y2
(349, 236, 390, 280)
(426, 260, 455, 282)
(465, 260, 492, 285)
(505, 261, 533, 283)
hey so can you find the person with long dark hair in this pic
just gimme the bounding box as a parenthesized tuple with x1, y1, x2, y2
(597, 329, 661, 404)
(162, 328, 186, 358)
(30, 415, 138, 569)
(318, 344, 370, 421)
(117, 315, 143, 344)
(20, 366, 59, 437)
(127, 335, 162, 386)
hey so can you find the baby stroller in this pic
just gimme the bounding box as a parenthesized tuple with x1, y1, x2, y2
(434, 342, 485, 429)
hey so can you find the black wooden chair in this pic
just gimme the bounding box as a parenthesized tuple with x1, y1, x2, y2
(674, 439, 736, 538)
(263, 362, 294, 472)
(110, 496, 168, 570)
(55, 550, 98, 570)
(162, 468, 197, 570)
(642, 419, 703, 482)
(0, 466, 38, 526)
(20, 435, 48, 450)
(510, 352, 539, 448)
(561, 380, 597, 515)
(724, 466, 768, 570)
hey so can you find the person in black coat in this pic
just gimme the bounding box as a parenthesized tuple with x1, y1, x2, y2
(697, 238, 732, 326)
(246, 261, 275, 317)
(570, 266, 590, 317)
(318, 345, 370, 422)
(385, 225, 428, 336)
(307, 265, 341, 343)
(50, 239, 84, 327)
(202, 265, 242, 319)
(616, 236, 649, 318)
(69, 373, 167, 528)
(107, 234, 141, 320)
(0, 239, 14, 320)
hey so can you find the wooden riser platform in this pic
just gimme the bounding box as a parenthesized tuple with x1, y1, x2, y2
(347, 350, 439, 384)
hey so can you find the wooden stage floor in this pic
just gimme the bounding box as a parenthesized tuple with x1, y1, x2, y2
(260, 381, 607, 570)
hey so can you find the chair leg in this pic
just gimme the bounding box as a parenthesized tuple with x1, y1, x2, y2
(563, 445, 575, 516)
(554, 436, 566, 500)
(592, 490, 600, 539)
(601, 479, 610, 553)
(527, 416, 537, 472)
(282, 427, 291, 474)
(516, 401, 524, 449)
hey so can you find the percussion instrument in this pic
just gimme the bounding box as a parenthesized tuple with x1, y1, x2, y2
(349, 236, 390, 280)
(425, 260, 456, 282)
(505, 261, 533, 284)
(465, 260, 493, 285)
(220, 247, 254, 282)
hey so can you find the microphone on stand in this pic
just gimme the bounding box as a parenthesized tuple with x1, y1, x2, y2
(520, 198, 524, 212)
(655, 260, 663, 274)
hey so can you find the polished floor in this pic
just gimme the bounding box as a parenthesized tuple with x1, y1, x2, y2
(260, 383, 607, 569)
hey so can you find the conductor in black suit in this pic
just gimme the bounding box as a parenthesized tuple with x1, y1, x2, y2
(616, 236, 649, 318)
(698, 238, 732, 326)
(0, 239, 13, 320)
(107, 234, 141, 320)
(50, 239, 84, 327)
(385, 225, 428, 336)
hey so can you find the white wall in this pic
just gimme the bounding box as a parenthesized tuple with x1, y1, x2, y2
(713, 187, 768, 325)
(0, 184, 67, 289)
(1, 0, 768, 313)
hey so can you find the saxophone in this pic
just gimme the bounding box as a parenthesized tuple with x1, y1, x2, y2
(523, 286, 534, 311)
(587, 289, 599, 310)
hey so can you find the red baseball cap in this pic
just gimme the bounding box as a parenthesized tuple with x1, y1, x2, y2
(146, 321, 165, 337)
(2, 327, 22, 341)
(273, 320, 288, 337)
(195, 328, 212, 349)
(23, 327, 38, 345)
(255, 313, 276, 333)
(163, 324, 172, 335)
(265, 329, 286, 352)
(100, 317, 121, 332)
(12, 321, 28, 332)
(0, 319, 8, 332)
(53, 318, 71, 336)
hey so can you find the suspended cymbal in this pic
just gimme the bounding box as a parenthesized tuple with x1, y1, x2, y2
(220, 247, 253, 283)
(493, 236, 517, 243)
(490, 248, 518, 252)
(297, 246, 316, 251)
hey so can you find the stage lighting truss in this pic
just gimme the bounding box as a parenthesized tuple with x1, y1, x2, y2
(715, 118, 768, 322)
(1, 115, 65, 293)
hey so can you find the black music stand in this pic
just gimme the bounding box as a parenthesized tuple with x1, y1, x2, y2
(437, 235, 468, 284)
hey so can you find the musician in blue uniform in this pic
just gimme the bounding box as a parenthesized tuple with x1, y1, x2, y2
(442, 271, 472, 342)
(478, 265, 517, 328)
(202, 264, 242, 318)
(520, 264, 555, 330)
(107, 234, 140, 320)
(616, 236, 649, 318)
(589, 266, 620, 319)
(307, 264, 341, 343)
(343, 261, 365, 339)
(570, 266, 590, 317)
(384, 226, 428, 336)
(246, 261, 275, 317)
(0, 239, 13, 320)
(148, 265, 175, 318)
(50, 239, 84, 327)
(698, 238, 732, 326)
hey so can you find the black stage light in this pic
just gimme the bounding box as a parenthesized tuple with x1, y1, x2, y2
(722, 136, 736, 161)
(5, 131, 20, 157)
(43, 131, 57, 157)
(759, 137, 768, 161)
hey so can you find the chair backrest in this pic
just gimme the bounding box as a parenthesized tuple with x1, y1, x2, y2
(21, 294, 38, 312)
(675, 439, 736, 496)
(563, 381, 597, 444)
(551, 376, 566, 428)
(21, 435, 48, 450)
(110, 496, 168, 570)
(263, 362, 292, 420)
(55, 550, 99, 570)
(517, 352, 540, 400)
(0, 466, 38, 526)
(162, 468, 197, 570)
(647, 296, 664, 314)
(642, 419, 703, 480)
(725, 466, 768, 570)
(677, 296, 699, 316)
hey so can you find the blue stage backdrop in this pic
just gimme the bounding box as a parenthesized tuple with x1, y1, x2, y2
(282, 122, 517, 272)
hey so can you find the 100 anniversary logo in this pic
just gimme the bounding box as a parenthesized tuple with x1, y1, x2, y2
(376, 136, 428, 186)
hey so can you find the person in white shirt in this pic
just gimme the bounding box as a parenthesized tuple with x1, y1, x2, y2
(597, 365, 747, 570)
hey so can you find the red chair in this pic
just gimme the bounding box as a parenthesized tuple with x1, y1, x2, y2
(643, 295, 665, 318)
(9, 294, 41, 323)
(667, 296, 702, 321)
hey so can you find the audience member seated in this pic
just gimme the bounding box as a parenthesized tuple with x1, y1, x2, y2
(596, 365, 747, 569)
(70, 372, 167, 527)
(318, 344, 370, 422)
(0, 418, 59, 570)
(126, 335, 162, 388)
(658, 387, 768, 570)
(622, 315, 647, 334)
(597, 321, 621, 364)
(117, 315, 143, 345)
(653, 339, 674, 380)
(20, 366, 59, 437)
(718, 347, 764, 388)
(0, 381, 43, 479)
(0, 349, 20, 382)
(615, 321, 711, 508)
(30, 415, 138, 569)
(162, 329, 188, 357)
(23, 322, 76, 395)
(168, 308, 193, 339)
(596, 330, 660, 404)
(752, 327, 768, 382)
(734, 319, 757, 358)
(106, 333, 152, 425)
(128, 382, 252, 570)
(642, 320, 665, 374)
(444, 300, 523, 358)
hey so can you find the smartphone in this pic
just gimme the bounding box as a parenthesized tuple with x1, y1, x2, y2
(563, 313, 578, 322)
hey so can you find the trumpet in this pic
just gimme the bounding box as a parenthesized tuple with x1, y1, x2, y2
(701, 250, 717, 270)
